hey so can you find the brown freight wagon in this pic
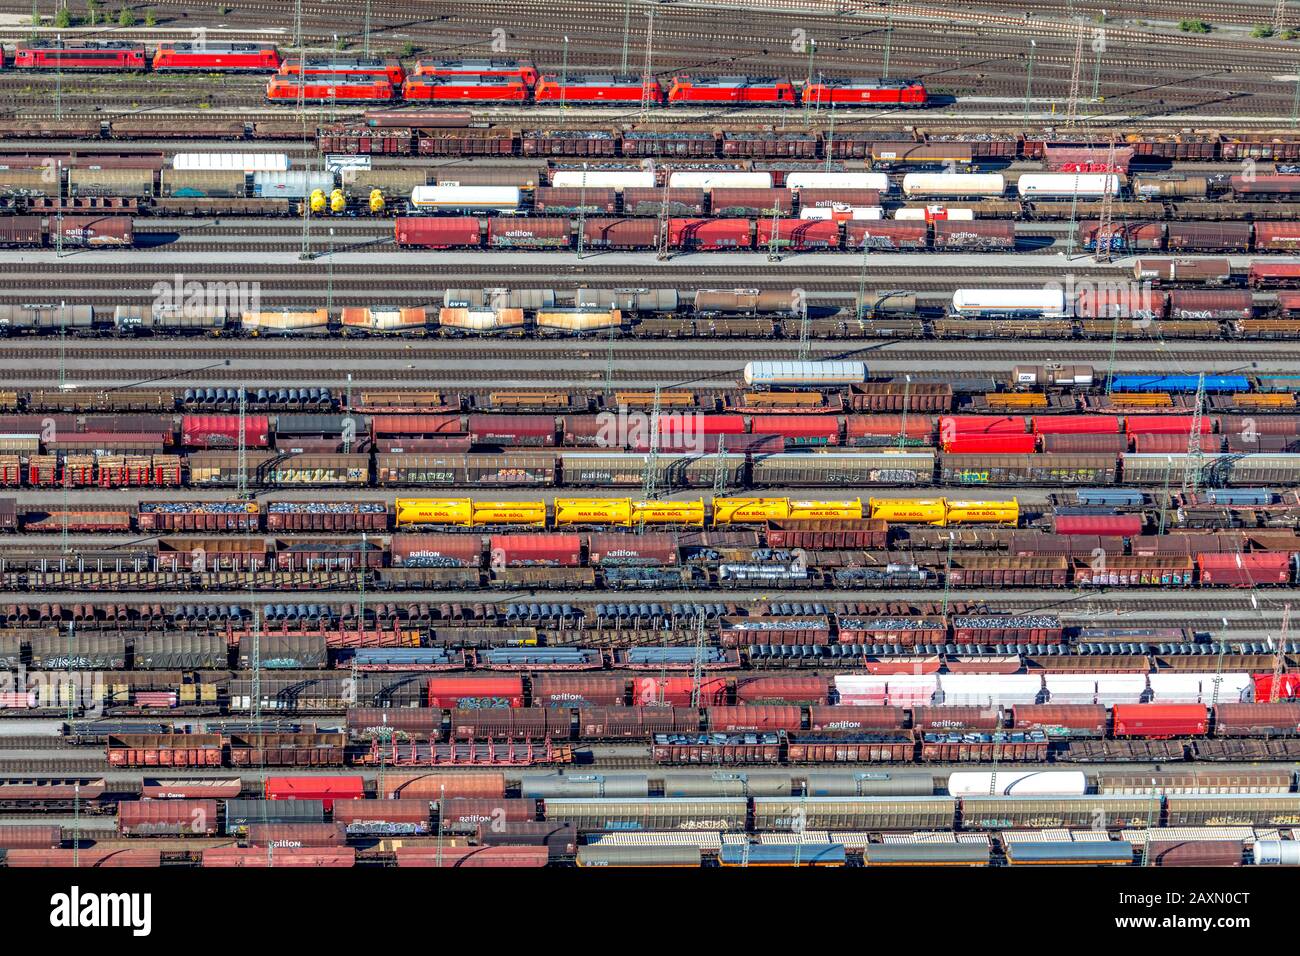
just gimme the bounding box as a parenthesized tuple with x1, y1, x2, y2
(1213, 702, 1300, 736)
(1147, 841, 1243, 867)
(911, 706, 1001, 731)
(418, 128, 516, 156)
(247, 823, 349, 846)
(1168, 290, 1253, 321)
(1134, 258, 1234, 285)
(532, 187, 617, 215)
(709, 187, 793, 217)
(920, 737, 1048, 762)
(521, 129, 617, 157)
(932, 220, 1015, 251)
(850, 382, 952, 412)
(807, 706, 908, 732)
(485, 217, 571, 249)
(652, 735, 784, 765)
(266, 501, 388, 532)
(945, 555, 1070, 587)
(720, 615, 831, 647)
(843, 220, 928, 251)
(1009, 704, 1108, 737)
(118, 799, 220, 836)
(1165, 221, 1252, 252)
(837, 616, 947, 646)
(376, 452, 555, 485)
(940, 453, 1118, 485)
(577, 707, 699, 738)
(620, 187, 706, 216)
(581, 217, 656, 249)
(106, 734, 224, 767)
(0, 216, 44, 247)
(765, 519, 888, 549)
(786, 733, 915, 763)
(0, 826, 63, 849)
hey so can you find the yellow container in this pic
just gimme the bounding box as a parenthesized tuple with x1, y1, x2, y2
(309, 188, 327, 214)
(786, 498, 863, 521)
(472, 501, 547, 527)
(395, 497, 473, 527)
(369, 188, 385, 214)
(330, 189, 347, 214)
(868, 497, 948, 525)
(554, 497, 633, 526)
(630, 499, 706, 527)
(712, 497, 790, 524)
(944, 498, 1019, 526)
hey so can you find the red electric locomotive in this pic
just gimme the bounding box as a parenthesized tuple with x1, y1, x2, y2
(278, 56, 406, 85)
(666, 75, 797, 107)
(802, 77, 929, 107)
(153, 41, 282, 72)
(412, 58, 539, 87)
(266, 73, 395, 103)
(13, 40, 147, 70)
(533, 73, 663, 105)
(402, 75, 530, 103)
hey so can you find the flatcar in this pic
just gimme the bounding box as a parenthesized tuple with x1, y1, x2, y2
(402, 76, 529, 103)
(13, 40, 147, 71)
(666, 75, 797, 106)
(266, 74, 396, 103)
(152, 42, 281, 72)
(802, 78, 928, 107)
(533, 73, 663, 105)
(412, 58, 540, 86)
(278, 56, 406, 85)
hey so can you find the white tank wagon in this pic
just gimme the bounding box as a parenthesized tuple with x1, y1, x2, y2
(951, 288, 1069, 318)
(410, 185, 521, 213)
(1253, 841, 1300, 865)
(901, 173, 1005, 199)
(946, 771, 1088, 798)
(743, 361, 868, 387)
(785, 172, 889, 193)
(666, 171, 773, 191)
(551, 170, 655, 190)
(1016, 173, 1122, 199)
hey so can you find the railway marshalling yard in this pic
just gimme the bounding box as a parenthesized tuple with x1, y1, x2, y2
(3, 0, 1300, 878)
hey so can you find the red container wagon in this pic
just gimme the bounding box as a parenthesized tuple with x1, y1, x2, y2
(1253, 222, 1300, 251)
(1132, 433, 1208, 453)
(755, 218, 841, 251)
(1167, 290, 1253, 321)
(666, 75, 797, 106)
(1042, 433, 1128, 453)
(395, 845, 548, 867)
(182, 414, 270, 448)
(395, 217, 482, 249)
(331, 799, 430, 831)
(413, 58, 539, 87)
(534, 73, 662, 104)
(807, 705, 907, 731)
(153, 42, 281, 72)
(943, 434, 1037, 454)
(1010, 704, 1108, 738)
(941, 415, 1027, 437)
(1213, 702, 1300, 736)
(844, 220, 929, 250)
(1111, 704, 1208, 738)
(754, 415, 840, 446)
(280, 56, 406, 84)
(247, 823, 348, 847)
(264, 776, 364, 812)
(266, 74, 395, 103)
(0, 826, 63, 849)
(631, 675, 728, 707)
(403, 76, 529, 103)
(1054, 514, 1143, 537)
(582, 218, 656, 250)
(6, 849, 161, 868)
(13, 40, 146, 70)
(1249, 262, 1300, 288)
(1165, 221, 1252, 253)
(1124, 416, 1213, 436)
(468, 414, 557, 446)
(1033, 415, 1122, 435)
(485, 217, 570, 249)
(1252, 674, 1300, 702)
(1197, 551, 1293, 586)
(705, 705, 803, 733)
(57, 215, 133, 247)
(798, 188, 882, 210)
(734, 676, 829, 705)
(586, 534, 678, 567)
(490, 533, 582, 567)
(1075, 287, 1169, 320)
(391, 534, 483, 568)
(932, 220, 1015, 251)
(202, 847, 355, 867)
(438, 798, 537, 833)
(428, 676, 525, 709)
(802, 78, 927, 107)
(532, 675, 627, 708)
(669, 218, 754, 250)
(119, 799, 220, 836)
